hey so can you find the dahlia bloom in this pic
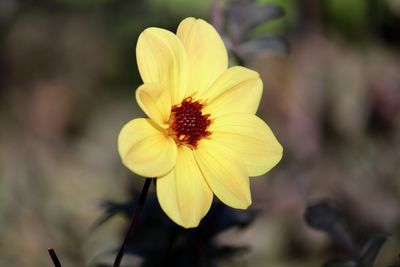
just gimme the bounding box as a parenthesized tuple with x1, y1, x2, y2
(118, 17, 282, 228)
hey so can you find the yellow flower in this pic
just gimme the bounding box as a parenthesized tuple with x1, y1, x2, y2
(118, 17, 283, 228)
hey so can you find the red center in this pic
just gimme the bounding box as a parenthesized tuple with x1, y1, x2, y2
(169, 97, 211, 147)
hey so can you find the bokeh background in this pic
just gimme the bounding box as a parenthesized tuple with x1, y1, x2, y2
(1, 0, 400, 266)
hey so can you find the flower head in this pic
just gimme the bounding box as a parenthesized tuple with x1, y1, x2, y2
(118, 17, 283, 228)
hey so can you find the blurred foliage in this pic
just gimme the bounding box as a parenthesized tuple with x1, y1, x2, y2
(92, 196, 256, 267)
(148, 0, 211, 17)
(322, 0, 369, 37)
(305, 199, 356, 258)
(54, 0, 113, 8)
(224, 0, 288, 63)
(1, 0, 400, 267)
(305, 200, 398, 267)
(254, 0, 298, 35)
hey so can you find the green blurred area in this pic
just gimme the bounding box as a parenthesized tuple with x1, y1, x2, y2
(324, 0, 369, 34)
(254, 0, 298, 35)
(1, 0, 400, 266)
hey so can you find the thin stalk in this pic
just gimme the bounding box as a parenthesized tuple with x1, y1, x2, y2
(48, 248, 62, 267)
(112, 178, 152, 267)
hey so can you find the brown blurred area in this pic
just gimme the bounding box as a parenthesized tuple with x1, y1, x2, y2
(1, 0, 400, 266)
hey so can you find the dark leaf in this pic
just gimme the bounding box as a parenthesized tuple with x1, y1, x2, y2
(236, 36, 289, 59)
(200, 202, 257, 239)
(305, 199, 342, 231)
(225, 0, 284, 43)
(305, 199, 356, 257)
(92, 199, 256, 267)
(357, 234, 388, 267)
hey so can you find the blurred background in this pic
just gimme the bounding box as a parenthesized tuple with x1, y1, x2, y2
(1, 0, 400, 266)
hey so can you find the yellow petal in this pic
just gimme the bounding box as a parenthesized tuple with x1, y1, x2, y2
(156, 146, 213, 228)
(177, 17, 228, 97)
(210, 113, 283, 176)
(194, 139, 251, 209)
(118, 118, 177, 177)
(136, 27, 188, 105)
(136, 83, 171, 128)
(201, 66, 262, 117)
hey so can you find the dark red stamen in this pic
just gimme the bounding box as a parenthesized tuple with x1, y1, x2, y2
(169, 97, 211, 147)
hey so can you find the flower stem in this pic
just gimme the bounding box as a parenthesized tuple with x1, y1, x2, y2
(112, 178, 152, 267)
(48, 248, 62, 267)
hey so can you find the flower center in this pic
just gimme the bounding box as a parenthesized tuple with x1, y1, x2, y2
(168, 97, 211, 148)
